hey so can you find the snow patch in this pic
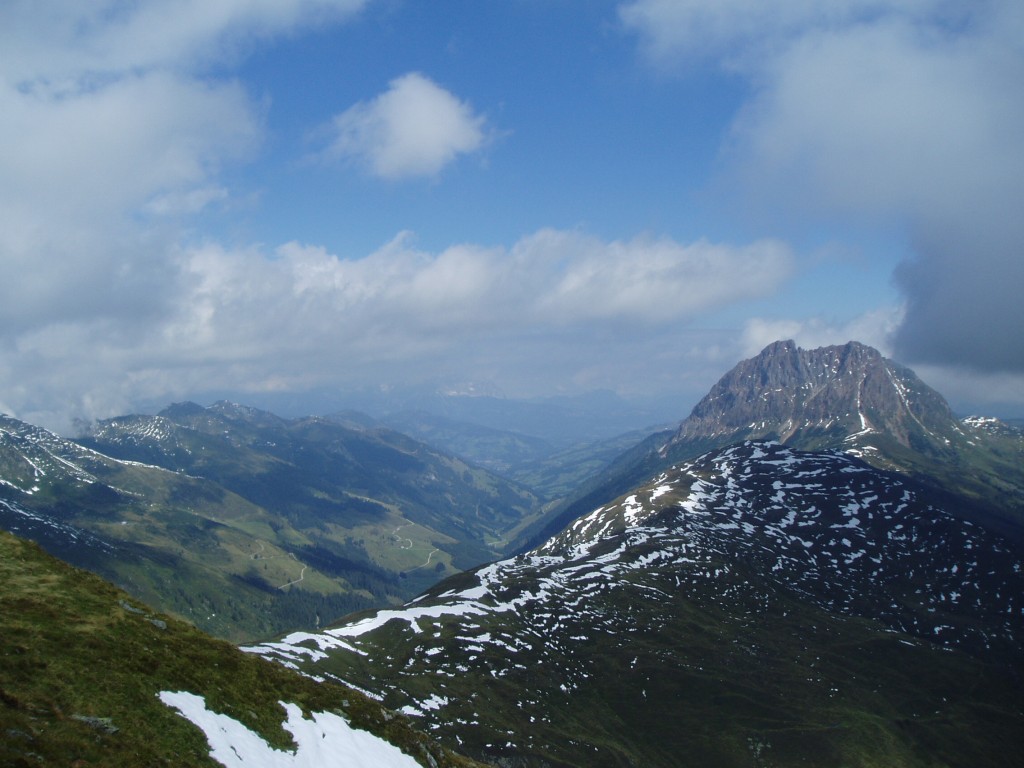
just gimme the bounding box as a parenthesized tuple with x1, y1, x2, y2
(158, 691, 420, 768)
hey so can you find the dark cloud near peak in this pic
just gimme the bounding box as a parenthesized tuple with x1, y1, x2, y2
(894, 219, 1024, 374)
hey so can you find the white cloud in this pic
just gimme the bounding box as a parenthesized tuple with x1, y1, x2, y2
(740, 306, 904, 359)
(0, 1, 367, 81)
(0, 228, 793, 431)
(621, 0, 1024, 374)
(620, 0, 938, 66)
(324, 72, 489, 179)
(0, 72, 258, 219)
(146, 186, 229, 216)
(0, 1, 370, 336)
(516, 230, 793, 324)
(730, 15, 1024, 225)
(0, 71, 260, 334)
(0, 0, 370, 430)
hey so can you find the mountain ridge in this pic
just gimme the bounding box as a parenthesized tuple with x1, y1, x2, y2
(249, 440, 1024, 767)
(671, 340, 955, 447)
(519, 340, 1024, 551)
(1, 400, 545, 641)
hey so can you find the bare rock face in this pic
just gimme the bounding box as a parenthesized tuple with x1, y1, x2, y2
(673, 340, 957, 449)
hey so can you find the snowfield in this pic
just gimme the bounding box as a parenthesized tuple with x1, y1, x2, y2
(158, 691, 421, 768)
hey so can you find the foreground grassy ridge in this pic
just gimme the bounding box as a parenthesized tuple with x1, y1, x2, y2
(0, 530, 484, 768)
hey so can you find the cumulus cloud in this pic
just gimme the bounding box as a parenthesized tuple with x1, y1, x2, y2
(619, 0, 936, 66)
(0, 228, 792, 431)
(168, 230, 791, 375)
(0, 0, 368, 430)
(323, 72, 489, 179)
(621, 0, 1024, 374)
(0, 1, 373, 334)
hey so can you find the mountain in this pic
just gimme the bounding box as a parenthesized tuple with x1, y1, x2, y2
(354, 388, 680, 450)
(82, 401, 541, 558)
(521, 340, 1024, 550)
(365, 409, 559, 476)
(663, 340, 1024, 533)
(0, 527, 483, 768)
(0, 401, 542, 641)
(220, 385, 681, 451)
(670, 339, 956, 451)
(0, 412, 347, 643)
(248, 441, 1024, 767)
(503, 426, 664, 501)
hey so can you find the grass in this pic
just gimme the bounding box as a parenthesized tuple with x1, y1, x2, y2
(0, 529, 485, 768)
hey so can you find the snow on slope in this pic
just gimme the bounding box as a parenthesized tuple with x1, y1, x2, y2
(159, 691, 421, 768)
(248, 441, 1024, 688)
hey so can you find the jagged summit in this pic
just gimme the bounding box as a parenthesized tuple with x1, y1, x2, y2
(670, 340, 957, 452)
(655, 340, 1024, 530)
(517, 339, 1023, 553)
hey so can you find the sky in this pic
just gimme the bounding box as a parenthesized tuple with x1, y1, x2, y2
(1, 0, 1023, 433)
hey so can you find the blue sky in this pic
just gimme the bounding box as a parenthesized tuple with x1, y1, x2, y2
(1, 1, 1022, 431)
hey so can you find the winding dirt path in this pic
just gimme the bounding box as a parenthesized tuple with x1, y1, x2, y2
(249, 541, 307, 589)
(409, 548, 441, 571)
(278, 560, 307, 590)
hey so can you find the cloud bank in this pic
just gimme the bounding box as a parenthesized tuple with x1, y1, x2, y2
(622, 0, 1024, 374)
(4, 0, 1021, 432)
(1, 228, 792, 430)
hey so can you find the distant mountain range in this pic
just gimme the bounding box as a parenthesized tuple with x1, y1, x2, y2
(247, 341, 1024, 767)
(1, 401, 543, 641)
(2, 339, 1022, 766)
(338, 407, 664, 502)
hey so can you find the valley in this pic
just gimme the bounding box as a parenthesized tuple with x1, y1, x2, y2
(1, 340, 1022, 767)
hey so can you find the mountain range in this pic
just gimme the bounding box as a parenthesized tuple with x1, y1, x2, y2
(1, 339, 1022, 766)
(521, 339, 1024, 550)
(1, 401, 544, 641)
(243, 341, 1024, 767)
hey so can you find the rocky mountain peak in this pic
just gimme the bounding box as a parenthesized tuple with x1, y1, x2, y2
(670, 340, 957, 451)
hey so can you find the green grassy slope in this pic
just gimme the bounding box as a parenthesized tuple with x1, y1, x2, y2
(0, 529, 484, 768)
(2, 403, 544, 642)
